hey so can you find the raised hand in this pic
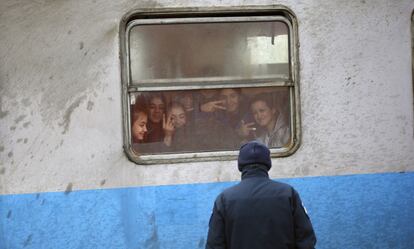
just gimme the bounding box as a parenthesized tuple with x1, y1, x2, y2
(200, 100, 226, 113)
(237, 120, 256, 138)
(163, 114, 175, 146)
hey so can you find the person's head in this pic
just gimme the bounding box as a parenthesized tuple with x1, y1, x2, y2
(237, 141, 271, 172)
(220, 88, 241, 113)
(131, 106, 148, 142)
(176, 91, 194, 112)
(250, 94, 278, 131)
(199, 89, 217, 98)
(168, 102, 187, 129)
(148, 94, 166, 123)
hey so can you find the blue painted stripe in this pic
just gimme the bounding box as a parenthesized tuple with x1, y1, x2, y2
(1, 172, 413, 249)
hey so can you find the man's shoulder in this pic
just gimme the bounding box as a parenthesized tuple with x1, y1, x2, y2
(219, 179, 295, 198)
(269, 180, 294, 190)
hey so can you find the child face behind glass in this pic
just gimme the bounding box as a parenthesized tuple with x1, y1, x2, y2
(251, 100, 276, 128)
(149, 97, 165, 123)
(132, 112, 148, 141)
(170, 106, 187, 129)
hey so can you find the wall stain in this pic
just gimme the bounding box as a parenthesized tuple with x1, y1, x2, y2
(0, 96, 9, 119)
(8, 151, 13, 158)
(100, 179, 106, 186)
(23, 121, 31, 128)
(14, 114, 26, 124)
(64, 183, 73, 195)
(79, 42, 84, 50)
(36, 193, 40, 199)
(145, 213, 160, 249)
(22, 98, 31, 107)
(198, 237, 205, 248)
(7, 210, 12, 219)
(0, 145, 4, 152)
(59, 95, 87, 134)
(24, 138, 28, 144)
(0, 167, 5, 175)
(86, 101, 94, 111)
(23, 234, 33, 247)
(10, 126, 16, 131)
(17, 138, 23, 143)
(0, 109, 9, 119)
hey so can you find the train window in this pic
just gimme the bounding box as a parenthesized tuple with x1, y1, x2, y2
(120, 7, 300, 164)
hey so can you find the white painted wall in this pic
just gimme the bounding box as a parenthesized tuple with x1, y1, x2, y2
(1, 0, 413, 194)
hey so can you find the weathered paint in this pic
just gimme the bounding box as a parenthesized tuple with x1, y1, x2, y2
(1, 173, 413, 249)
(0, 0, 413, 195)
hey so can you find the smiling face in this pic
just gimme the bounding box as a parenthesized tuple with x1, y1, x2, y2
(178, 93, 194, 111)
(132, 111, 148, 141)
(169, 105, 186, 129)
(251, 100, 276, 130)
(148, 96, 165, 123)
(220, 89, 240, 113)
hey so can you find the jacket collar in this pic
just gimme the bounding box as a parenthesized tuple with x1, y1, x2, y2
(241, 165, 269, 180)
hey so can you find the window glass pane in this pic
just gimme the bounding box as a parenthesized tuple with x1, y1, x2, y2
(130, 87, 291, 155)
(129, 21, 289, 82)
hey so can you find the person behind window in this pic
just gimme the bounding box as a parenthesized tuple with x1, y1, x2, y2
(145, 93, 166, 143)
(215, 88, 251, 147)
(162, 102, 196, 152)
(250, 93, 290, 148)
(131, 105, 148, 143)
(198, 89, 226, 114)
(174, 91, 196, 122)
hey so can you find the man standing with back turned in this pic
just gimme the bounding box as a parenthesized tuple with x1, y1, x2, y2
(206, 141, 316, 249)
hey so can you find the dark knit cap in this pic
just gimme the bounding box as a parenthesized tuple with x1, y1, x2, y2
(238, 141, 272, 171)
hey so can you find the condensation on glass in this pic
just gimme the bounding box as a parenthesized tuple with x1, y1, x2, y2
(121, 9, 299, 163)
(129, 21, 289, 83)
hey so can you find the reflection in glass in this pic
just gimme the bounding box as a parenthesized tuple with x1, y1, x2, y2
(131, 87, 291, 155)
(129, 21, 289, 82)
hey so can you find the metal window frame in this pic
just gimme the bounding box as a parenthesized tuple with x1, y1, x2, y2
(119, 6, 301, 165)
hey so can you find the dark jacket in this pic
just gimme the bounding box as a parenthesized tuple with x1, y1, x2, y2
(206, 166, 316, 249)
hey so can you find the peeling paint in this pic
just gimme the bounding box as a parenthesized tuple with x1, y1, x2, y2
(64, 183, 73, 195)
(59, 96, 86, 134)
